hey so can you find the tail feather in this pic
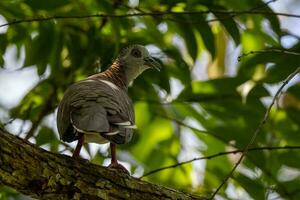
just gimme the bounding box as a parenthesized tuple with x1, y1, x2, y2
(101, 125, 133, 144)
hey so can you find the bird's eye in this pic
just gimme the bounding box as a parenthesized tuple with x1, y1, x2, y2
(131, 48, 142, 58)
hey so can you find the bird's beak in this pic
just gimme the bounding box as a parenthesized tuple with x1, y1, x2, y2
(143, 57, 161, 71)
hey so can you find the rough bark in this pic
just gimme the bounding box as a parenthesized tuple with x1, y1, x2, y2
(0, 128, 205, 200)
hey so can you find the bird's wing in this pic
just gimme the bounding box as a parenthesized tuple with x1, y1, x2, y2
(70, 103, 110, 133)
(57, 79, 135, 144)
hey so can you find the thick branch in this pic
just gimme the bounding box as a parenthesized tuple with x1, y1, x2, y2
(0, 128, 205, 200)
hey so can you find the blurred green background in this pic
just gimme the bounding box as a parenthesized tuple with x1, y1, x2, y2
(1, 0, 300, 199)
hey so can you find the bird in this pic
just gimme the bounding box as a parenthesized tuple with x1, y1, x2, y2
(56, 44, 160, 173)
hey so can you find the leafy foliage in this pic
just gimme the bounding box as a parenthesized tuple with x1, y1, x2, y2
(1, 0, 300, 199)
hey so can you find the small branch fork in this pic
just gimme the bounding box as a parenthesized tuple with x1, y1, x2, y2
(210, 66, 300, 199)
(1, 10, 300, 28)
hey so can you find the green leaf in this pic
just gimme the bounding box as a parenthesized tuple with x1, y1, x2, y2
(261, 5, 282, 37)
(0, 55, 4, 67)
(281, 179, 300, 198)
(36, 126, 56, 146)
(178, 77, 267, 146)
(242, 30, 266, 52)
(271, 110, 300, 145)
(178, 77, 243, 101)
(24, 0, 70, 10)
(279, 151, 300, 168)
(238, 51, 280, 80)
(247, 83, 270, 99)
(0, 33, 7, 53)
(0, 0, 296, 198)
(0, 186, 21, 199)
(285, 109, 300, 133)
(193, 14, 216, 57)
(235, 174, 265, 200)
(163, 47, 192, 85)
(36, 126, 59, 152)
(24, 23, 55, 75)
(172, 15, 198, 61)
(131, 117, 173, 162)
(286, 84, 300, 100)
(0, 2, 26, 19)
(143, 18, 165, 46)
(130, 79, 161, 102)
(90, 151, 105, 165)
(265, 57, 300, 83)
(143, 65, 171, 93)
(200, 136, 232, 190)
(49, 30, 63, 74)
(0, 33, 7, 68)
(10, 81, 54, 121)
(213, 8, 240, 45)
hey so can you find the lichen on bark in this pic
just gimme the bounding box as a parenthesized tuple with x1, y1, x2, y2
(0, 128, 205, 200)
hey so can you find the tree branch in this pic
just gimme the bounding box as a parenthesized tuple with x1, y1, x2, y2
(238, 49, 300, 61)
(0, 128, 205, 200)
(141, 145, 300, 178)
(1, 10, 300, 28)
(210, 66, 300, 199)
(133, 93, 241, 105)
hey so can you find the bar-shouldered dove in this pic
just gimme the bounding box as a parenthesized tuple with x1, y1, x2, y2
(57, 45, 160, 173)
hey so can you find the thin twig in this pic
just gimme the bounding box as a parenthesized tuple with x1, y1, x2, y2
(141, 145, 300, 178)
(133, 93, 241, 105)
(210, 66, 300, 199)
(238, 49, 300, 61)
(1, 10, 300, 28)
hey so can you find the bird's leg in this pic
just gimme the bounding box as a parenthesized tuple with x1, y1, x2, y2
(110, 142, 118, 165)
(108, 143, 129, 174)
(72, 133, 84, 158)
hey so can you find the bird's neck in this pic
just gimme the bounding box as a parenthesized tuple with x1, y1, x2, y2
(90, 60, 128, 89)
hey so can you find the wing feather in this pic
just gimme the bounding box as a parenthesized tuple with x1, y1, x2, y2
(57, 79, 135, 144)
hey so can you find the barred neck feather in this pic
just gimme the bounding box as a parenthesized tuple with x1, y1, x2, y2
(89, 60, 127, 89)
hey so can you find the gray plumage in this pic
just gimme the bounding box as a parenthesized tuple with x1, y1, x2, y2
(56, 45, 160, 147)
(57, 79, 134, 144)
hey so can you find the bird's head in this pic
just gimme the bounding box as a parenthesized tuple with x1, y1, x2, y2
(117, 45, 161, 84)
